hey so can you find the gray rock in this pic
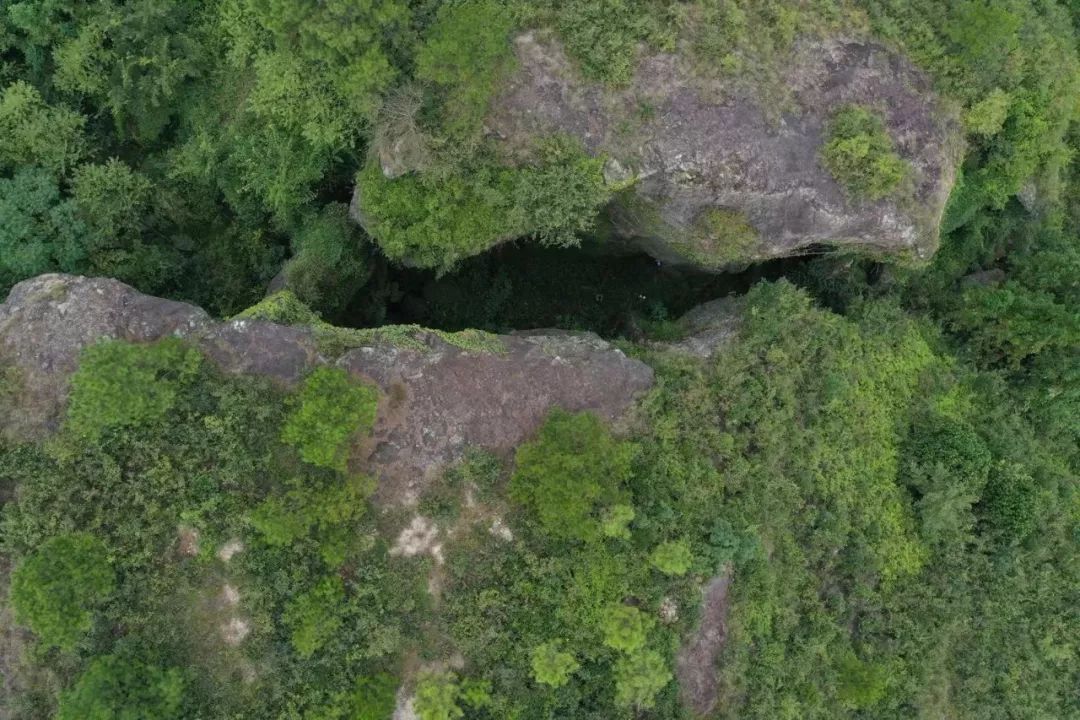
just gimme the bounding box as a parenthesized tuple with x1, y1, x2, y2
(364, 31, 961, 270)
(0, 275, 653, 505)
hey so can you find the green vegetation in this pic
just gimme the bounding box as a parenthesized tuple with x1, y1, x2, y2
(822, 105, 910, 201)
(2, 1, 1079, 719)
(66, 338, 202, 439)
(649, 540, 693, 576)
(10, 533, 115, 650)
(509, 409, 637, 542)
(530, 641, 580, 688)
(281, 366, 379, 471)
(357, 137, 610, 270)
(1, 339, 426, 719)
(56, 655, 184, 720)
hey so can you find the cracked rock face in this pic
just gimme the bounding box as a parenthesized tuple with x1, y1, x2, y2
(363, 32, 959, 270)
(0, 275, 654, 504)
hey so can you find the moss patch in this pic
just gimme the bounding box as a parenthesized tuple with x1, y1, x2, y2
(235, 291, 506, 356)
(821, 105, 910, 202)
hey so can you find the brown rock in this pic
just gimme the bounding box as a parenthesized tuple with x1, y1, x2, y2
(357, 32, 961, 270)
(0, 275, 653, 506)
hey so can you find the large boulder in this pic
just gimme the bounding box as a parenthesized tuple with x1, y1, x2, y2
(490, 33, 960, 267)
(0, 275, 654, 505)
(357, 32, 961, 270)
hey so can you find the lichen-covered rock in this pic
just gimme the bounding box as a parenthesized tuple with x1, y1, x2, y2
(358, 31, 961, 270)
(0, 275, 653, 505)
(493, 33, 960, 267)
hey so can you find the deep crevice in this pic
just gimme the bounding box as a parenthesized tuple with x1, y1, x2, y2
(344, 240, 820, 339)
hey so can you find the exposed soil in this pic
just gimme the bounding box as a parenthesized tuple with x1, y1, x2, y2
(676, 570, 733, 716)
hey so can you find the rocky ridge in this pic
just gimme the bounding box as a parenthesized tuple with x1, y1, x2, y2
(0, 274, 654, 505)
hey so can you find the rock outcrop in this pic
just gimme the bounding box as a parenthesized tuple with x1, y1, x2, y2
(0, 275, 654, 504)
(358, 31, 961, 270)
(492, 33, 959, 267)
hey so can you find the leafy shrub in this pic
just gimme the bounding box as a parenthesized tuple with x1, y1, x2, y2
(545, 0, 675, 84)
(510, 409, 637, 542)
(284, 576, 346, 658)
(980, 462, 1039, 542)
(530, 641, 579, 688)
(57, 655, 184, 720)
(612, 648, 672, 709)
(281, 367, 379, 470)
(415, 0, 514, 144)
(248, 474, 374, 564)
(600, 605, 652, 653)
(601, 504, 636, 540)
(284, 203, 371, 317)
(835, 652, 887, 709)
(649, 540, 692, 576)
(67, 339, 202, 439)
(821, 105, 909, 201)
(357, 139, 610, 270)
(413, 672, 491, 720)
(0, 168, 85, 291)
(966, 89, 1011, 137)
(901, 414, 991, 494)
(10, 532, 115, 649)
(305, 674, 399, 720)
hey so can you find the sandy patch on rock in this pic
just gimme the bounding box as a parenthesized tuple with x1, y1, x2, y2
(220, 617, 251, 646)
(178, 525, 200, 556)
(488, 517, 514, 542)
(220, 583, 241, 608)
(390, 515, 444, 564)
(217, 539, 244, 562)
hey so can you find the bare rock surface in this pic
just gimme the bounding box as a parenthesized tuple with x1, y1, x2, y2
(339, 330, 653, 504)
(676, 571, 733, 716)
(482, 33, 959, 268)
(0, 275, 653, 505)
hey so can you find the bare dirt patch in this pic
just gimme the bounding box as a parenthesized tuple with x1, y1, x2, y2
(676, 570, 732, 716)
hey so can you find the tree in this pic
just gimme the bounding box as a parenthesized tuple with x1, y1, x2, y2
(284, 576, 346, 658)
(530, 641, 579, 688)
(613, 649, 671, 709)
(980, 462, 1039, 542)
(66, 339, 202, 439)
(601, 504, 635, 540)
(57, 654, 184, 720)
(284, 203, 371, 317)
(0, 80, 86, 174)
(510, 410, 637, 542)
(836, 652, 888, 710)
(281, 367, 379, 471)
(901, 414, 991, 495)
(601, 605, 652, 654)
(248, 474, 374, 564)
(0, 167, 86, 292)
(10, 533, 115, 650)
(413, 672, 491, 720)
(649, 540, 693, 576)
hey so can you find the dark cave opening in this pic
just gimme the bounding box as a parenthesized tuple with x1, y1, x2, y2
(344, 239, 825, 340)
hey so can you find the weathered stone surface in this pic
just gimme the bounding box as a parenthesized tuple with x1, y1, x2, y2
(484, 32, 960, 268)
(340, 330, 653, 504)
(0, 275, 653, 505)
(0, 274, 212, 437)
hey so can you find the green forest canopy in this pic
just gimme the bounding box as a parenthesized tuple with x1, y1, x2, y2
(1, 1, 1078, 719)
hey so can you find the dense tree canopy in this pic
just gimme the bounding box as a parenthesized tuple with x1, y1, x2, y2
(1, 1, 1078, 719)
